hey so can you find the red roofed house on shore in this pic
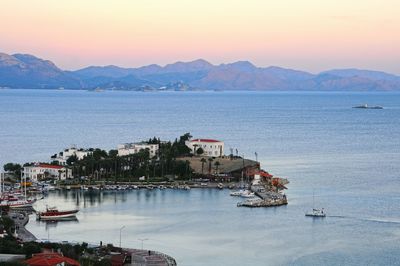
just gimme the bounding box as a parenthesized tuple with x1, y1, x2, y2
(23, 163, 72, 182)
(185, 138, 224, 157)
(24, 252, 80, 266)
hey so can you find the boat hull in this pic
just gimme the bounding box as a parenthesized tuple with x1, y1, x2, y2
(37, 210, 79, 220)
(305, 213, 326, 217)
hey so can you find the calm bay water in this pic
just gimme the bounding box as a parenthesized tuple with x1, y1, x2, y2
(1, 89, 400, 265)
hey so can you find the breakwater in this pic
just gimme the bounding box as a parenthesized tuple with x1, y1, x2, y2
(237, 185, 288, 208)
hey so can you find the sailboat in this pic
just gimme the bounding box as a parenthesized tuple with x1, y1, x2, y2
(305, 190, 326, 217)
(9, 172, 35, 208)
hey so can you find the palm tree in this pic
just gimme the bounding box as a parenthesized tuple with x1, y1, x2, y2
(193, 144, 198, 155)
(214, 161, 221, 175)
(208, 157, 213, 174)
(200, 158, 207, 175)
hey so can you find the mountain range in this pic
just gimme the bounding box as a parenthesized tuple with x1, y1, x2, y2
(1, 52, 399, 91)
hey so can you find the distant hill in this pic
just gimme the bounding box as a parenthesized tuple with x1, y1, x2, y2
(0, 53, 81, 89)
(1, 52, 400, 91)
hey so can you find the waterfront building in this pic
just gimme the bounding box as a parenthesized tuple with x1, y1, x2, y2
(51, 146, 93, 165)
(23, 163, 72, 182)
(185, 138, 224, 157)
(117, 142, 159, 157)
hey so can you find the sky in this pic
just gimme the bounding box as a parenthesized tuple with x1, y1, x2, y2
(1, 0, 399, 74)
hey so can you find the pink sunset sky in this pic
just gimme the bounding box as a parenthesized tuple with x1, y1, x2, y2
(1, 0, 399, 74)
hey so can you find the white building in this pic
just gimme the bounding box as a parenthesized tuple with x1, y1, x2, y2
(185, 138, 224, 157)
(117, 142, 159, 157)
(23, 163, 72, 182)
(51, 146, 93, 165)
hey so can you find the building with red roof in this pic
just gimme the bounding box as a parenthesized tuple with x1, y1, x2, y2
(24, 252, 80, 266)
(185, 138, 224, 157)
(23, 163, 72, 182)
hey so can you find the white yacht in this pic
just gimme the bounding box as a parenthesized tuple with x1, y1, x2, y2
(230, 190, 255, 198)
(305, 208, 326, 217)
(305, 190, 326, 217)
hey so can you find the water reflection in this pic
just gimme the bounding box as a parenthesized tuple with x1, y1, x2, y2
(50, 189, 134, 208)
(48, 219, 78, 230)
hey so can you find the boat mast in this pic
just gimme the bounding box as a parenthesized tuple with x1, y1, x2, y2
(0, 172, 3, 196)
(21, 171, 27, 200)
(312, 189, 315, 210)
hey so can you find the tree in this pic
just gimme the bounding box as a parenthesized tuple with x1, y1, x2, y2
(3, 163, 22, 177)
(208, 158, 214, 174)
(196, 147, 204, 155)
(92, 149, 108, 160)
(66, 155, 78, 166)
(214, 161, 221, 175)
(108, 149, 118, 158)
(200, 158, 207, 174)
(23, 242, 41, 258)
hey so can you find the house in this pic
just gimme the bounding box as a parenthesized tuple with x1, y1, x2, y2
(51, 146, 93, 165)
(185, 138, 224, 157)
(23, 163, 72, 182)
(117, 142, 159, 157)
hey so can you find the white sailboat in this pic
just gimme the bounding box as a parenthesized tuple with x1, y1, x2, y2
(305, 190, 326, 217)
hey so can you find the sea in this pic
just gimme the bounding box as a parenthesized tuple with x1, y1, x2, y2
(1, 89, 400, 265)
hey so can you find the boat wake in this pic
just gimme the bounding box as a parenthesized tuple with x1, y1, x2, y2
(326, 215, 400, 225)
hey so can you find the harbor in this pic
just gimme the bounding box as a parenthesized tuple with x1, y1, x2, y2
(1, 134, 290, 265)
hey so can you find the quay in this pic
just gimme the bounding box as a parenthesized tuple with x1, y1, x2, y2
(237, 184, 288, 208)
(8, 209, 37, 242)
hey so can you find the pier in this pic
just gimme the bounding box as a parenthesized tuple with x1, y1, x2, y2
(237, 185, 288, 208)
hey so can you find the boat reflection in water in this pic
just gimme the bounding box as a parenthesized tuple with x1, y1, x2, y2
(36, 217, 79, 230)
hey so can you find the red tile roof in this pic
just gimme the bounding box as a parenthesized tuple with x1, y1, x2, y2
(24, 253, 80, 266)
(38, 164, 64, 169)
(190, 138, 221, 143)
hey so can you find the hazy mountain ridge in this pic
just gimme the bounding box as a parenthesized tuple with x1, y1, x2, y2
(1, 52, 399, 91)
(0, 53, 82, 89)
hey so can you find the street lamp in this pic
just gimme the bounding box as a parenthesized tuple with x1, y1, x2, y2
(119, 226, 125, 248)
(138, 238, 148, 250)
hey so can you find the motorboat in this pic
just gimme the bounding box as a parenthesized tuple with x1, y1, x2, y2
(2, 199, 35, 208)
(240, 191, 255, 198)
(37, 206, 79, 220)
(230, 190, 243, 196)
(353, 104, 383, 109)
(230, 190, 255, 198)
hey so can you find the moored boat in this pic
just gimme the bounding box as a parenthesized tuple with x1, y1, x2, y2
(1, 199, 35, 208)
(37, 206, 79, 220)
(230, 190, 255, 198)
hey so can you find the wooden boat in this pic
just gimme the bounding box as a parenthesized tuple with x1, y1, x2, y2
(37, 206, 79, 220)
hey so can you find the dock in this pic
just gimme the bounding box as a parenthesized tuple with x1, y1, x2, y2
(237, 185, 287, 208)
